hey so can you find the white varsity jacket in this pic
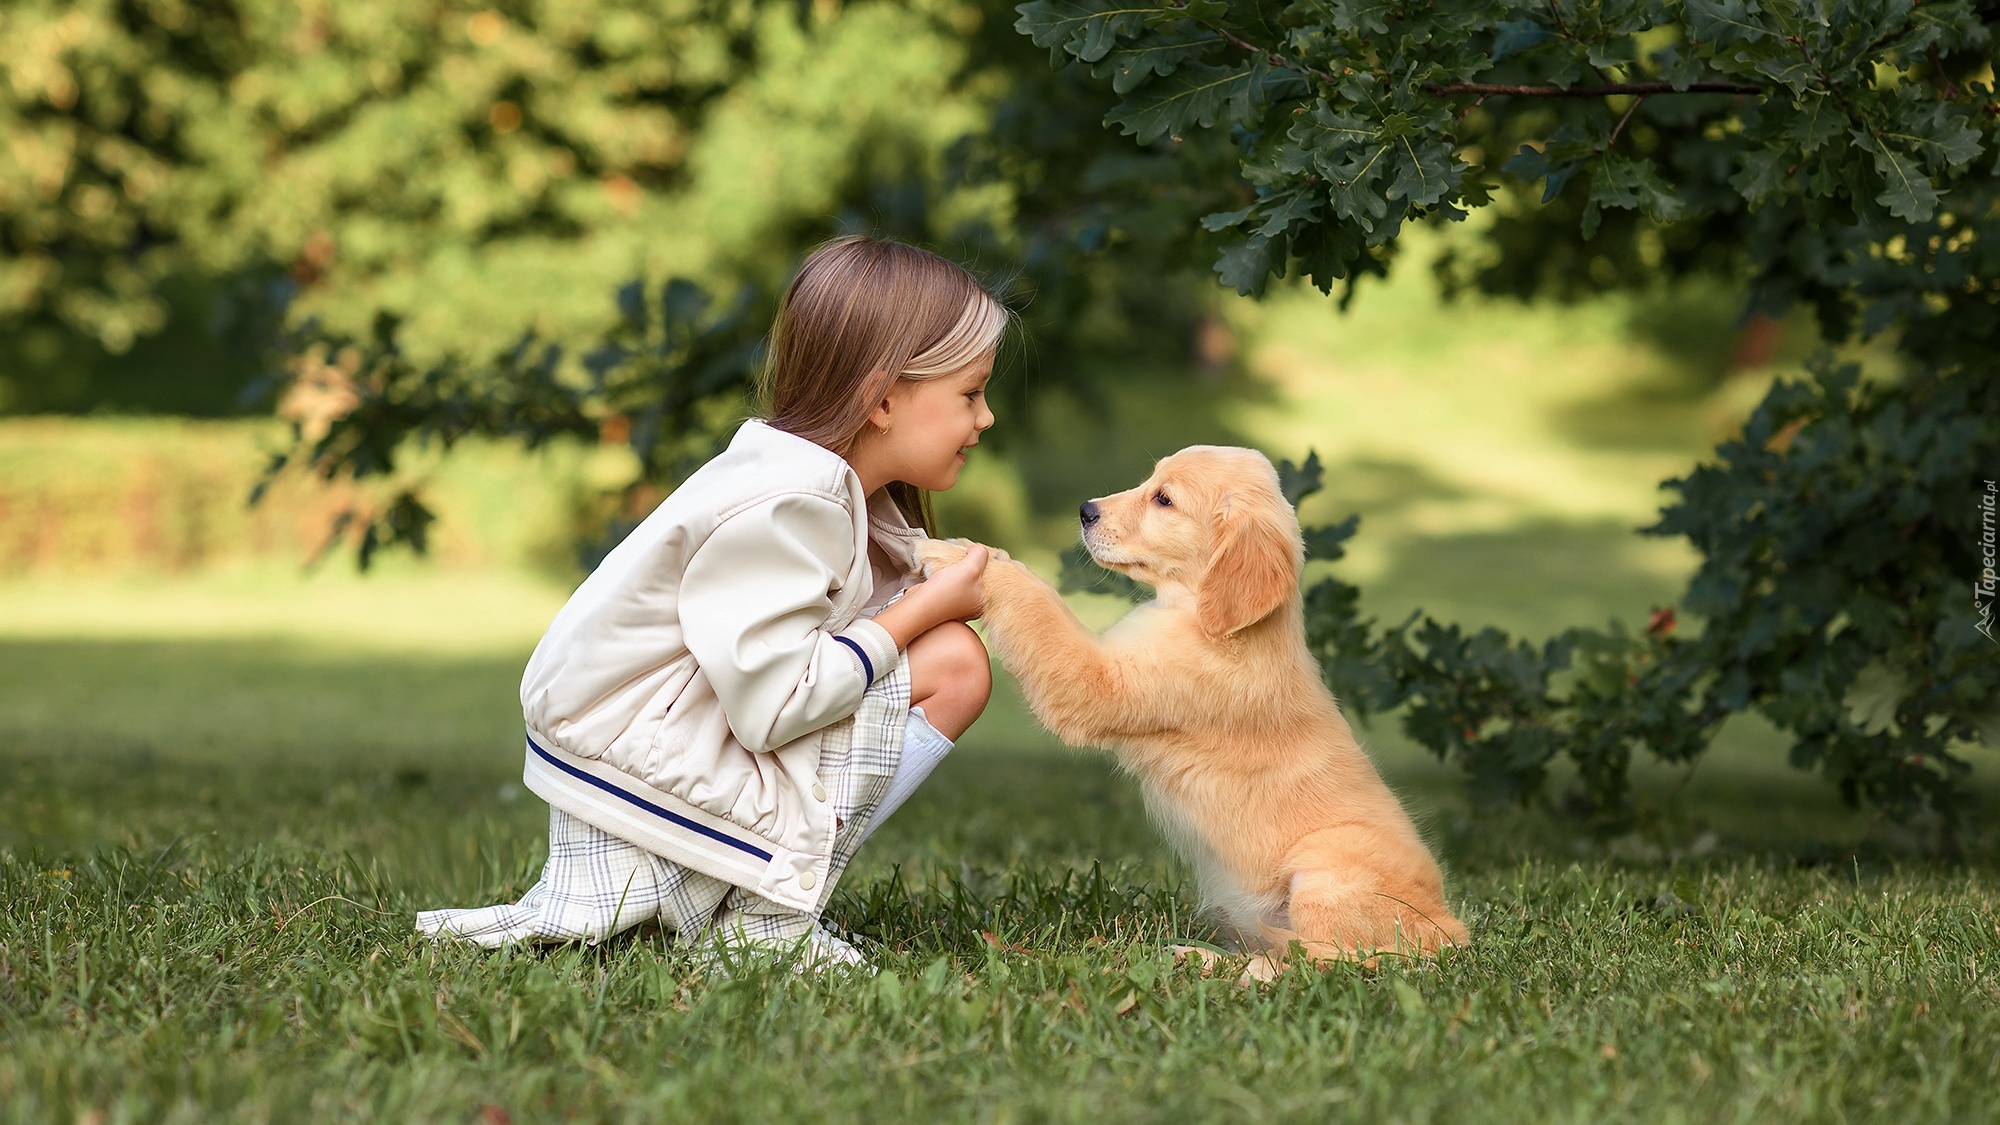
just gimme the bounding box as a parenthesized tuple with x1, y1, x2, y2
(518, 419, 922, 912)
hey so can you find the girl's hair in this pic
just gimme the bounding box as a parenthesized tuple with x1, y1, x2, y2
(762, 236, 1009, 534)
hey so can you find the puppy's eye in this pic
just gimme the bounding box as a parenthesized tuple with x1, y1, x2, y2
(1152, 491, 1173, 508)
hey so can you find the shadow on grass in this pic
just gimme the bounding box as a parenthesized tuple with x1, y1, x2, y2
(0, 637, 530, 770)
(1549, 287, 1822, 453)
(1297, 456, 1474, 522)
(1550, 378, 1722, 453)
(4, 637, 1992, 893)
(1368, 710, 2000, 873)
(1335, 515, 1689, 638)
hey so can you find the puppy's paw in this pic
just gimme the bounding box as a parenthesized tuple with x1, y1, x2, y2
(1237, 953, 1285, 987)
(1167, 944, 1225, 976)
(914, 538, 972, 578)
(915, 538, 1010, 578)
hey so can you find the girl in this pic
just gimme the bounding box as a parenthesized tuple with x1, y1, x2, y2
(418, 236, 1004, 966)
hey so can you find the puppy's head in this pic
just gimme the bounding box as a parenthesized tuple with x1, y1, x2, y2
(1079, 446, 1302, 637)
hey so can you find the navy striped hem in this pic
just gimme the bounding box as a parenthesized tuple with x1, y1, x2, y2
(832, 634, 874, 683)
(527, 737, 773, 863)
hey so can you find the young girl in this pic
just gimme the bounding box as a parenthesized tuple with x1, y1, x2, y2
(418, 236, 1004, 965)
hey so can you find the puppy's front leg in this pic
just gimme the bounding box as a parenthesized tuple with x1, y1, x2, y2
(975, 558, 1160, 747)
(915, 539, 1159, 746)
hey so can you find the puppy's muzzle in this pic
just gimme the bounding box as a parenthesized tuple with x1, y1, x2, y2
(1078, 499, 1117, 563)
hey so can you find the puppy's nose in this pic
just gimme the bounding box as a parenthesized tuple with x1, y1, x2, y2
(1079, 500, 1100, 527)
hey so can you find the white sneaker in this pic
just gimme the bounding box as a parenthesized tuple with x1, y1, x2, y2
(798, 924, 873, 974)
(696, 922, 874, 977)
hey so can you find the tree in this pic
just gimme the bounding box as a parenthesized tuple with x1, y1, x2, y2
(1027, 0, 2000, 834)
(2, 0, 1240, 421)
(1016, 0, 1993, 331)
(271, 0, 2000, 833)
(0, 0, 1008, 359)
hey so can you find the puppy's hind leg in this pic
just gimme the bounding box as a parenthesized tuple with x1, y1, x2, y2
(1285, 868, 1465, 960)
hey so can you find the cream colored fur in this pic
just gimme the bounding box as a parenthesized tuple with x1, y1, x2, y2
(920, 446, 1469, 978)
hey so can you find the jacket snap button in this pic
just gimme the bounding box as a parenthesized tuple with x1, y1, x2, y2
(799, 871, 817, 890)
(812, 783, 827, 802)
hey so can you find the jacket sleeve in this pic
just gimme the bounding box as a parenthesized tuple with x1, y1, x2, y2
(679, 491, 902, 753)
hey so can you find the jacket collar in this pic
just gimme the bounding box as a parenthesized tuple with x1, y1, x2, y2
(736, 418, 923, 575)
(866, 490, 924, 576)
(731, 418, 851, 475)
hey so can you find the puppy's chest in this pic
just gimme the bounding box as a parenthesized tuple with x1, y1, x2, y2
(1101, 603, 1174, 647)
(1140, 782, 1285, 937)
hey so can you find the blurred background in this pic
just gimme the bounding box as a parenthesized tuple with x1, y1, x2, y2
(0, 0, 1945, 869)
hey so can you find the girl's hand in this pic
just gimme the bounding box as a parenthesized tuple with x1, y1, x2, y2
(917, 537, 1009, 576)
(874, 544, 989, 650)
(918, 544, 990, 622)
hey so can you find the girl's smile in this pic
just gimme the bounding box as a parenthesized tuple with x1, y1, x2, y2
(847, 352, 997, 496)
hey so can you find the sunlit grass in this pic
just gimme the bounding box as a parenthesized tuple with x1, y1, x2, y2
(0, 565, 570, 656)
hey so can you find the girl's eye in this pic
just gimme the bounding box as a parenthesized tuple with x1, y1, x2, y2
(1153, 491, 1172, 508)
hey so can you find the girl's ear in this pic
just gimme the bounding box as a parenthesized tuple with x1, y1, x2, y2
(865, 370, 898, 434)
(1196, 497, 1301, 637)
(868, 380, 892, 428)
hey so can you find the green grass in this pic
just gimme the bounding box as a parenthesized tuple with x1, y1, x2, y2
(5, 634, 2000, 1123)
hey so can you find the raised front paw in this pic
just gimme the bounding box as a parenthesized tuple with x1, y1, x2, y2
(916, 537, 1013, 577)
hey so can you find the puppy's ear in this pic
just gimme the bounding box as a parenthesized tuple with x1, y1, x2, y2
(1197, 498, 1300, 637)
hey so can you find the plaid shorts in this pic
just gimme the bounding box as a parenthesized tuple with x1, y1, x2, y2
(418, 658, 916, 949)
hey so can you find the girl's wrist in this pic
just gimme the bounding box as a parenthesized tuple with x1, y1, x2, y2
(872, 584, 942, 651)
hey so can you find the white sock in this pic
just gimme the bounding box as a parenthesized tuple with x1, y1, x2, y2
(861, 707, 954, 841)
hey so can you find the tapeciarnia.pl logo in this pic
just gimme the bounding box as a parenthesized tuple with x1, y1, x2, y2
(1978, 479, 1997, 643)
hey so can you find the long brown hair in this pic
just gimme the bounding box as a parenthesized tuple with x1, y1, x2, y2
(761, 236, 1008, 534)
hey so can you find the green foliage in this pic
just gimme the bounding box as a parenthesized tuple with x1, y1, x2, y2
(0, 0, 715, 346)
(266, 279, 766, 568)
(1652, 363, 2000, 821)
(1, 0, 1242, 407)
(0, 275, 285, 415)
(1018, 0, 1997, 340)
(0, 0, 1024, 363)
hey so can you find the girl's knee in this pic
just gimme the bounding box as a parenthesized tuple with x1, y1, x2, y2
(918, 621, 991, 690)
(909, 621, 992, 734)
(942, 621, 993, 685)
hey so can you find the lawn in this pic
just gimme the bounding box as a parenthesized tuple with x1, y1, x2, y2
(4, 258, 1997, 1122)
(6, 633, 1998, 1123)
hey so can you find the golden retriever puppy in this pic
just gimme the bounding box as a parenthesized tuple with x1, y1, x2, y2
(920, 446, 1468, 978)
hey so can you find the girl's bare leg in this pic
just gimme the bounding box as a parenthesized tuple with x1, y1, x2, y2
(906, 621, 992, 739)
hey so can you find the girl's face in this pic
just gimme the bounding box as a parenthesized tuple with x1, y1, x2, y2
(869, 351, 996, 491)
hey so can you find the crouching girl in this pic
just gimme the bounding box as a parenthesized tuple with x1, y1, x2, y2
(418, 236, 1004, 966)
